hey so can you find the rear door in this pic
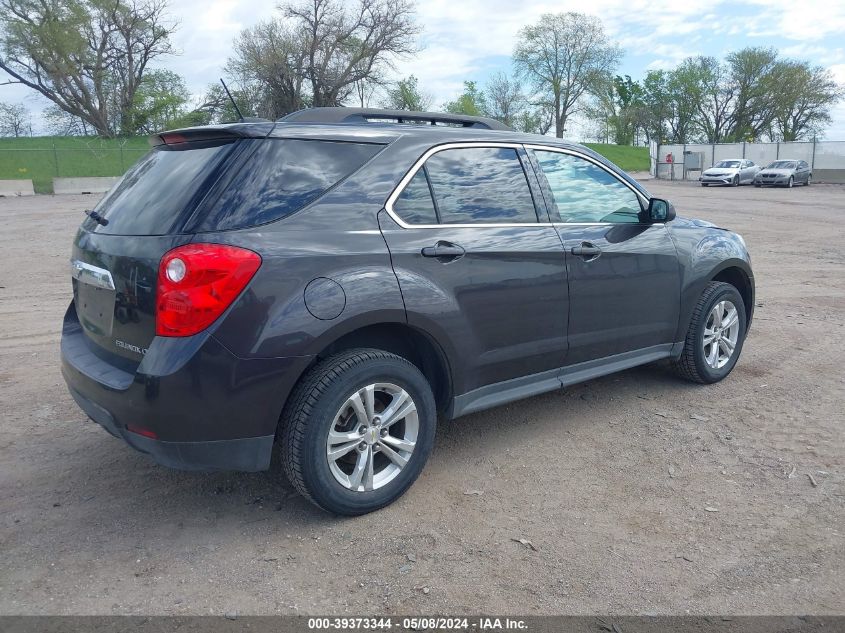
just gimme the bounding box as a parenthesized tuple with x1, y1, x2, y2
(527, 146, 681, 366)
(379, 143, 569, 395)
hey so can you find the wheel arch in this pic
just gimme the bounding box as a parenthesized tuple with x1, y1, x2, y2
(709, 263, 754, 328)
(292, 322, 454, 418)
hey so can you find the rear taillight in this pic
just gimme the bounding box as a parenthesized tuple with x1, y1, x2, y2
(156, 243, 261, 337)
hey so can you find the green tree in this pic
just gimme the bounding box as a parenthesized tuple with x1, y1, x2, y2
(587, 74, 643, 145)
(770, 61, 843, 141)
(664, 59, 708, 143)
(724, 47, 781, 141)
(382, 75, 432, 111)
(0, 0, 176, 137)
(637, 70, 673, 143)
(191, 82, 259, 124)
(443, 81, 487, 116)
(128, 69, 191, 134)
(514, 12, 621, 138)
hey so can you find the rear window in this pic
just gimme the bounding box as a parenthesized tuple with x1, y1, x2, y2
(87, 139, 237, 235)
(197, 139, 383, 231)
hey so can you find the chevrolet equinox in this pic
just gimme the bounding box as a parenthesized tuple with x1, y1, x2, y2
(61, 108, 755, 515)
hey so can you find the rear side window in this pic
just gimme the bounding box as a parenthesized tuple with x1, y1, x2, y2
(88, 140, 236, 235)
(393, 169, 438, 224)
(199, 139, 383, 231)
(424, 147, 538, 224)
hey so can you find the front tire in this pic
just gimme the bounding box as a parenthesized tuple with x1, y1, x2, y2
(700, 182, 708, 187)
(732, 175, 739, 187)
(672, 282, 747, 384)
(787, 176, 794, 188)
(280, 349, 436, 516)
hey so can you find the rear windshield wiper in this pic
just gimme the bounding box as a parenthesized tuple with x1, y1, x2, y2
(85, 209, 109, 226)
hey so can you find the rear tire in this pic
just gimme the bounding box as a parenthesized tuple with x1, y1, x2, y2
(672, 282, 747, 384)
(805, 174, 812, 186)
(701, 183, 708, 187)
(280, 349, 436, 516)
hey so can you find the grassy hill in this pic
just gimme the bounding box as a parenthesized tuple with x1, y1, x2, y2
(0, 136, 150, 194)
(0, 136, 650, 194)
(584, 143, 650, 172)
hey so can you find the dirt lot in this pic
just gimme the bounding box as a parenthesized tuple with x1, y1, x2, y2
(0, 180, 843, 616)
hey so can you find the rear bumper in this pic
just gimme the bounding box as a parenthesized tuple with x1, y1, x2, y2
(66, 384, 274, 471)
(61, 302, 313, 472)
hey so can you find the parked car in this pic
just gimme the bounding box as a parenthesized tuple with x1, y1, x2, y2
(754, 160, 812, 187)
(61, 108, 755, 515)
(700, 159, 761, 186)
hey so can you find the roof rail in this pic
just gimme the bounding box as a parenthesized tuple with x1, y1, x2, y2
(278, 107, 512, 131)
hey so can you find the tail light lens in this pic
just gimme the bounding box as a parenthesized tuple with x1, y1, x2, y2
(156, 243, 261, 337)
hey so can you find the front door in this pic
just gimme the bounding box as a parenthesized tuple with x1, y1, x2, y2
(527, 147, 681, 366)
(379, 144, 569, 396)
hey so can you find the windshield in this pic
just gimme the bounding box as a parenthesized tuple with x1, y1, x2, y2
(767, 161, 796, 169)
(714, 160, 741, 168)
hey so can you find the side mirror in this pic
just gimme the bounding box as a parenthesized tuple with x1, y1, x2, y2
(646, 198, 676, 223)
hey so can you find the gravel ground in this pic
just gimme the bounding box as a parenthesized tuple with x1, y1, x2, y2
(0, 180, 842, 615)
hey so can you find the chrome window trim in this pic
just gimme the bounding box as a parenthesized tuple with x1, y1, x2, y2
(524, 143, 651, 212)
(384, 142, 552, 229)
(384, 141, 649, 229)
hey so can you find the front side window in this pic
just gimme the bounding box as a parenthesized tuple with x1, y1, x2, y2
(423, 147, 538, 224)
(532, 150, 643, 224)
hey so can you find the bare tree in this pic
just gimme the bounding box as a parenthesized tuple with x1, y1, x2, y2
(0, 0, 176, 137)
(484, 72, 525, 128)
(284, 0, 419, 107)
(225, 0, 417, 118)
(43, 104, 91, 135)
(226, 18, 308, 118)
(514, 12, 621, 138)
(0, 100, 29, 136)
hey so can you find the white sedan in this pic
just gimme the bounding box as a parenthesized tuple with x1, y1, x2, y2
(700, 159, 761, 187)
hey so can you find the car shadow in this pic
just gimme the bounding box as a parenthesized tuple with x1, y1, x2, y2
(29, 360, 701, 540)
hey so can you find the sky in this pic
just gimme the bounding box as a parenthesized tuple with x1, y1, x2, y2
(2, 0, 845, 140)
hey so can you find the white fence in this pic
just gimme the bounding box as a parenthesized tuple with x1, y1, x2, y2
(649, 140, 845, 183)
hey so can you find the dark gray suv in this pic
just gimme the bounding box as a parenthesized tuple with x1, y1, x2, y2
(61, 108, 754, 515)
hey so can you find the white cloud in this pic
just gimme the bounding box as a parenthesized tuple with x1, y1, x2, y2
(743, 0, 845, 41)
(1, 0, 844, 138)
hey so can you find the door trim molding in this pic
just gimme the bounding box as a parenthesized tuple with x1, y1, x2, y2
(449, 343, 683, 419)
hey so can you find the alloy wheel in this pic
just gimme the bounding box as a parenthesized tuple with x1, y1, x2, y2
(702, 300, 740, 369)
(326, 383, 419, 492)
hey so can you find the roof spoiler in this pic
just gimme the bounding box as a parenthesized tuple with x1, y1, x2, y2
(149, 122, 272, 147)
(279, 107, 513, 131)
